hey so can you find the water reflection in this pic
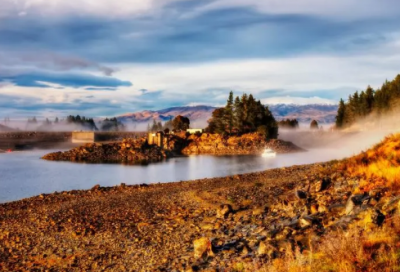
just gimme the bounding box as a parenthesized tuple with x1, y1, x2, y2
(0, 148, 350, 203)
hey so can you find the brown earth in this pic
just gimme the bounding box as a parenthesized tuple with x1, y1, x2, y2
(1, 158, 398, 271)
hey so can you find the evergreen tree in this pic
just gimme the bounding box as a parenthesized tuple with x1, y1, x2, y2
(224, 91, 234, 133)
(365, 86, 374, 114)
(335, 99, 346, 128)
(172, 115, 190, 131)
(233, 96, 243, 133)
(206, 92, 278, 139)
(310, 120, 319, 130)
(335, 74, 400, 128)
(207, 108, 226, 134)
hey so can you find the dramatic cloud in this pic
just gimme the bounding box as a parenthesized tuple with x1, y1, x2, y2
(1, 0, 400, 117)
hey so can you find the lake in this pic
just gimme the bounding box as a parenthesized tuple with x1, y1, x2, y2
(0, 147, 355, 203)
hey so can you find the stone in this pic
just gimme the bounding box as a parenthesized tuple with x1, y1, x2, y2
(193, 237, 213, 259)
(257, 241, 268, 256)
(217, 204, 233, 218)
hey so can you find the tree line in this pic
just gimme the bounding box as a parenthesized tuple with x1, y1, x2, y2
(66, 115, 98, 130)
(147, 115, 190, 132)
(206, 91, 278, 139)
(336, 74, 400, 128)
(278, 119, 299, 129)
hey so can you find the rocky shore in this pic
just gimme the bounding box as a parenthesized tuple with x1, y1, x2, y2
(1, 153, 399, 271)
(42, 138, 171, 164)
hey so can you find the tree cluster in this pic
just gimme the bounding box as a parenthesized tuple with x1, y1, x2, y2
(148, 115, 190, 133)
(206, 91, 278, 139)
(172, 115, 190, 131)
(66, 115, 98, 131)
(27, 117, 38, 124)
(336, 75, 400, 128)
(278, 119, 299, 129)
(100, 118, 125, 131)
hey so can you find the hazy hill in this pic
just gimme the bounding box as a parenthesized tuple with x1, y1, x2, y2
(270, 104, 338, 124)
(117, 104, 338, 126)
(117, 106, 216, 123)
(0, 124, 15, 132)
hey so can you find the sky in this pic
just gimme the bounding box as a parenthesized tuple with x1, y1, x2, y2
(1, 0, 400, 119)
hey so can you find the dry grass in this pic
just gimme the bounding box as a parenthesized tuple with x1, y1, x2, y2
(339, 134, 400, 192)
(260, 224, 400, 272)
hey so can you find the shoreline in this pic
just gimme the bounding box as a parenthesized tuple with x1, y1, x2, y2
(0, 162, 330, 271)
(1, 154, 399, 271)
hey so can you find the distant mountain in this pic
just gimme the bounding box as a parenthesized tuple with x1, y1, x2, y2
(117, 104, 338, 126)
(118, 106, 216, 123)
(268, 104, 338, 124)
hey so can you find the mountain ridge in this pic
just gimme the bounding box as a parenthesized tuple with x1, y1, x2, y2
(117, 104, 339, 125)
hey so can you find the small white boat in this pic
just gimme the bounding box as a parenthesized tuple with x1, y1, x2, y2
(262, 148, 276, 158)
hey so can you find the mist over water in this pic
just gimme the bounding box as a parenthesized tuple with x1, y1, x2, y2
(0, 134, 384, 204)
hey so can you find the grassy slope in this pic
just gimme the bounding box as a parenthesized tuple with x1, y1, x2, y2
(263, 134, 400, 272)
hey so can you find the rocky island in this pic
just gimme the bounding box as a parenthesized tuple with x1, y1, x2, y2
(42, 132, 303, 164)
(42, 138, 171, 164)
(2, 134, 400, 271)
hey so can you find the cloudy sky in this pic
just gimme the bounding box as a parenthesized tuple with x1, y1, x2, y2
(1, 0, 400, 118)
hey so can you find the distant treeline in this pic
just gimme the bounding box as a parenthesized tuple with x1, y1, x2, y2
(66, 115, 98, 131)
(23, 115, 126, 132)
(278, 119, 299, 129)
(336, 74, 400, 128)
(98, 117, 125, 132)
(206, 91, 278, 139)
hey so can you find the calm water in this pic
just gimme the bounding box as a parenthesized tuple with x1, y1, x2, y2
(0, 148, 356, 203)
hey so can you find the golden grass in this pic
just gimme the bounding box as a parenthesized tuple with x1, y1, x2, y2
(339, 134, 400, 192)
(260, 225, 400, 272)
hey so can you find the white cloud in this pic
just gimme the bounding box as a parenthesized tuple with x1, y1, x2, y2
(2, 34, 400, 117)
(192, 0, 400, 21)
(115, 41, 400, 98)
(1, 0, 184, 18)
(2, 0, 399, 21)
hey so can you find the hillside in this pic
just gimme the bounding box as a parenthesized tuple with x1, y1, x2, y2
(0, 124, 15, 132)
(117, 104, 338, 126)
(336, 74, 400, 129)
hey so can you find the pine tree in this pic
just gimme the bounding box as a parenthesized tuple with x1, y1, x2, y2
(206, 92, 278, 139)
(233, 96, 243, 133)
(246, 94, 257, 132)
(335, 99, 346, 128)
(224, 91, 234, 134)
(310, 120, 319, 130)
